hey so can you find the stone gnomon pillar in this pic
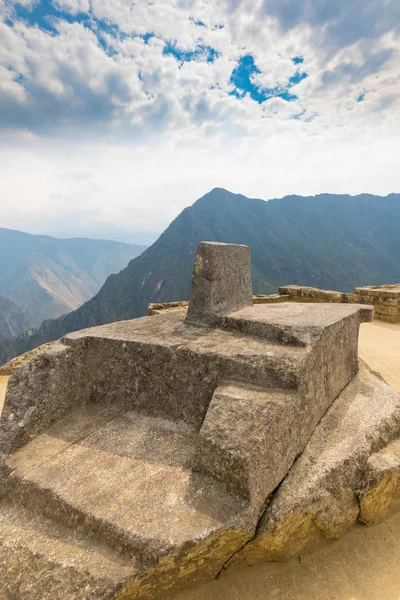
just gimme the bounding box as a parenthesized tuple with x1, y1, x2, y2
(186, 242, 253, 326)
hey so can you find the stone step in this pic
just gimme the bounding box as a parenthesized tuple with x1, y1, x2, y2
(195, 383, 299, 509)
(4, 405, 246, 567)
(220, 302, 373, 346)
(0, 499, 138, 600)
(58, 311, 309, 431)
(227, 362, 400, 567)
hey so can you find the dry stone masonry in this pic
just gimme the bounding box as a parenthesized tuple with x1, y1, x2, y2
(265, 284, 400, 323)
(150, 284, 400, 324)
(1, 242, 400, 600)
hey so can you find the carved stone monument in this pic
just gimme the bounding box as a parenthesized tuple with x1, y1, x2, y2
(186, 242, 253, 325)
(0, 242, 399, 600)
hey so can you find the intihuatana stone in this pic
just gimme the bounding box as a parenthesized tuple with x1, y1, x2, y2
(0, 242, 399, 600)
(186, 242, 253, 326)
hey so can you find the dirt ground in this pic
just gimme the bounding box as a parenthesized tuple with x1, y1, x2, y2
(359, 321, 400, 391)
(0, 375, 8, 415)
(175, 320, 400, 600)
(175, 512, 400, 600)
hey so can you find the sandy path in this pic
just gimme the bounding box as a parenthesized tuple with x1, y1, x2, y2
(175, 513, 400, 600)
(175, 320, 400, 600)
(359, 321, 400, 391)
(0, 375, 8, 415)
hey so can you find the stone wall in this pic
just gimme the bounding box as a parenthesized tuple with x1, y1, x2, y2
(352, 285, 400, 323)
(149, 284, 400, 323)
(278, 285, 400, 323)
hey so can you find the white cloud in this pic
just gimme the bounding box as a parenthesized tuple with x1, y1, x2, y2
(53, 0, 90, 14)
(0, 0, 399, 243)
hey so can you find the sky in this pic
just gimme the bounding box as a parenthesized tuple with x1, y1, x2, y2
(0, 0, 399, 245)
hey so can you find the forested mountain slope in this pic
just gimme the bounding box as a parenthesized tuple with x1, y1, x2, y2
(1, 188, 399, 365)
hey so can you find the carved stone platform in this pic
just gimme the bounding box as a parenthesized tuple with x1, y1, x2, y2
(0, 242, 399, 600)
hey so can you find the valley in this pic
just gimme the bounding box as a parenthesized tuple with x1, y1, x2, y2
(0, 228, 146, 330)
(1, 188, 399, 366)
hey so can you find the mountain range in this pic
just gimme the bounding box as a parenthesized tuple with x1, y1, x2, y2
(0, 295, 29, 339)
(0, 228, 146, 328)
(1, 188, 399, 366)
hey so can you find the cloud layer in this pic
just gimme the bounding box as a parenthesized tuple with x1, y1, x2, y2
(0, 0, 399, 242)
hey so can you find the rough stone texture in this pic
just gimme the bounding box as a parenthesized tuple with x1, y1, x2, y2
(0, 342, 87, 455)
(353, 285, 400, 323)
(228, 362, 400, 567)
(253, 294, 289, 304)
(186, 242, 253, 326)
(148, 301, 189, 316)
(147, 283, 400, 323)
(0, 342, 54, 375)
(358, 438, 400, 525)
(195, 383, 298, 507)
(0, 304, 379, 599)
(279, 285, 348, 303)
(1, 302, 372, 455)
(278, 284, 400, 323)
(147, 295, 288, 316)
(222, 302, 372, 345)
(0, 243, 399, 600)
(0, 499, 138, 600)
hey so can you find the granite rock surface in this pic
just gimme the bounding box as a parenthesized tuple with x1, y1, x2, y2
(0, 243, 399, 599)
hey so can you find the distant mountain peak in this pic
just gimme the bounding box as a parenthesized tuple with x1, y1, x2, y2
(1, 190, 399, 367)
(0, 228, 147, 330)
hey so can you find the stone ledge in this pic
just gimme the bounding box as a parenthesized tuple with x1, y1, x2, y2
(148, 301, 189, 316)
(148, 297, 286, 316)
(0, 343, 54, 376)
(150, 282, 400, 323)
(279, 284, 400, 323)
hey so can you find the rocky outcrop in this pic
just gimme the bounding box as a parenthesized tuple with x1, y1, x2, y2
(0, 342, 54, 376)
(0, 242, 399, 600)
(358, 439, 400, 525)
(228, 362, 400, 567)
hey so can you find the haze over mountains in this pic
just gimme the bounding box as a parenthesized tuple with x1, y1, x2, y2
(0, 295, 29, 339)
(0, 228, 146, 328)
(1, 188, 399, 367)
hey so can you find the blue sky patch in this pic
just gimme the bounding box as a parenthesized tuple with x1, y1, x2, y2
(142, 32, 155, 44)
(292, 56, 304, 64)
(230, 54, 308, 103)
(8, 0, 153, 55)
(291, 109, 306, 120)
(189, 17, 206, 27)
(357, 92, 366, 102)
(10, 0, 121, 38)
(11, 0, 59, 34)
(289, 71, 308, 85)
(7, 0, 221, 68)
(163, 42, 220, 64)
